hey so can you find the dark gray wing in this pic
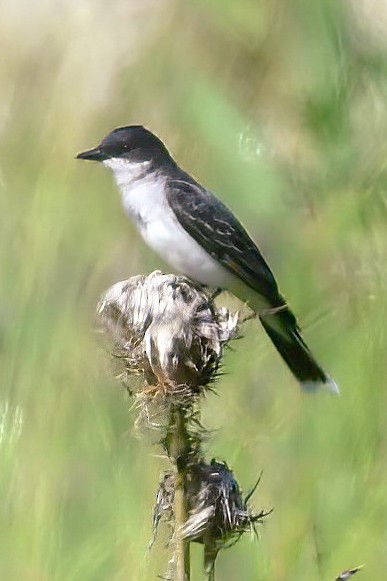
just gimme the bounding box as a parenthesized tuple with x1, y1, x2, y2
(166, 177, 282, 305)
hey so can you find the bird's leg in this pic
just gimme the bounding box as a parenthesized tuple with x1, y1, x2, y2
(259, 303, 288, 317)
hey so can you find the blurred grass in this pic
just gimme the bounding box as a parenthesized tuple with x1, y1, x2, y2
(2, 0, 387, 579)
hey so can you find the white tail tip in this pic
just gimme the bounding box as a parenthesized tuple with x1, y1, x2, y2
(301, 376, 340, 395)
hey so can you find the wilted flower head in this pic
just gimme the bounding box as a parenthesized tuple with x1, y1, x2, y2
(152, 460, 270, 552)
(97, 271, 239, 397)
(183, 460, 269, 547)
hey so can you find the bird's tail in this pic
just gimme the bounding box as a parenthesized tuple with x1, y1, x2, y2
(259, 303, 338, 393)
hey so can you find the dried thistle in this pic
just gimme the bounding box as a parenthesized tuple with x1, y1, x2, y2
(97, 271, 239, 402)
(152, 460, 269, 567)
(96, 271, 266, 580)
(183, 460, 269, 546)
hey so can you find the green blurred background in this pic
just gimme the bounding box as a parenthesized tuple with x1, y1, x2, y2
(2, 0, 387, 579)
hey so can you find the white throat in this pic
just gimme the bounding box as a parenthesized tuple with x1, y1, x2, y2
(102, 157, 152, 189)
(103, 156, 166, 228)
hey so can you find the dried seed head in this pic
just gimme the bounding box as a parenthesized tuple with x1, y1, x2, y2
(97, 271, 239, 397)
(183, 460, 270, 547)
(152, 460, 270, 552)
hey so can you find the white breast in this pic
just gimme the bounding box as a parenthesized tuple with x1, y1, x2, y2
(104, 158, 233, 288)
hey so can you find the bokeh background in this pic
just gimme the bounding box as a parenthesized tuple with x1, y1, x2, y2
(2, 0, 387, 579)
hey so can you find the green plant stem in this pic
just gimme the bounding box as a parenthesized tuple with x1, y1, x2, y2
(174, 469, 190, 581)
(204, 544, 218, 581)
(168, 405, 191, 581)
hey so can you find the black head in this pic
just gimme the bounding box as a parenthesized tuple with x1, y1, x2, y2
(76, 125, 172, 164)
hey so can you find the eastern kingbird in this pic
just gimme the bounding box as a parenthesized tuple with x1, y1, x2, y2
(77, 125, 338, 393)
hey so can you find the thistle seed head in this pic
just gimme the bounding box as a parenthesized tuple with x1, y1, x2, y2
(97, 271, 239, 397)
(152, 460, 270, 552)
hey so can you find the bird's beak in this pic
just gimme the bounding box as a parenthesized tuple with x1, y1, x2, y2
(75, 146, 107, 161)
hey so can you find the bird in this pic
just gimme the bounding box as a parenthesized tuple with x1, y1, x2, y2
(76, 125, 338, 393)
